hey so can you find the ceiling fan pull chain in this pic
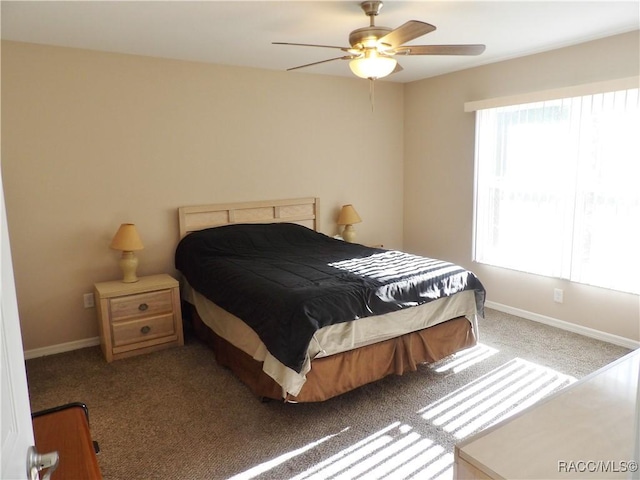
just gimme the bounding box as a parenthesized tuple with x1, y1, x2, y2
(369, 78, 375, 112)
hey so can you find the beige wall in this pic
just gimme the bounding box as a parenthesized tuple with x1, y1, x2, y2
(404, 31, 640, 342)
(3, 31, 639, 352)
(1, 41, 404, 351)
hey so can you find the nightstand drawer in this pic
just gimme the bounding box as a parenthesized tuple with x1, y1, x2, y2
(112, 313, 176, 347)
(109, 290, 173, 322)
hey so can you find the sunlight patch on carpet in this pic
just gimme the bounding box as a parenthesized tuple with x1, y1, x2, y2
(429, 343, 498, 374)
(227, 358, 576, 480)
(227, 428, 349, 480)
(419, 358, 576, 439)
(228, 422, 452, 480)
(287, 422, 456, 480)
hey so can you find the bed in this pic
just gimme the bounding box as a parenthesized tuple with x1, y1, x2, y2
(175, 197, 485, 402)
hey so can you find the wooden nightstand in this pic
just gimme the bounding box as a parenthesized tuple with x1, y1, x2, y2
(94, 274, 184, 362)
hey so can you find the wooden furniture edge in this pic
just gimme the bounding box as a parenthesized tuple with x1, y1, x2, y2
(32, 403, 102, 479)
(455, 348, 640, 452)
(453, 348, 640, 479)
(94, 274, 178, 297)
(178, 197, 320, 238)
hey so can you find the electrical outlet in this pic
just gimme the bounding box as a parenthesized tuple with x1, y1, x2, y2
(83, 293, 95, 309)
(553, 288, 564, 303)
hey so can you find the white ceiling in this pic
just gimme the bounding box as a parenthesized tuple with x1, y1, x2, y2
(1, 1, 639, 83)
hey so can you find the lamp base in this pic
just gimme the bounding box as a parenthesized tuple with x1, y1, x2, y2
(119, 251, 139, 283)
(342, 224, 357, 243)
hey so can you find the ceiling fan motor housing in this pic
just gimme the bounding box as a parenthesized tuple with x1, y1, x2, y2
(349, 26, 392, 49)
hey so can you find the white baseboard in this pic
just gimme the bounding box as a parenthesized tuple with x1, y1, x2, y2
(485, 301, 640, 350)
(24, 336, 100, 360)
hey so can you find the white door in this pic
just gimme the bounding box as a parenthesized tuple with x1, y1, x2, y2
(1, 169, 34, 479)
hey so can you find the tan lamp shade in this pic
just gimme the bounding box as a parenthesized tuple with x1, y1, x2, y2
(337, 205, 362, 226)
(109, 224, 144, 252)
(337, 205, 362, 243)
(109, 224, 144, 283)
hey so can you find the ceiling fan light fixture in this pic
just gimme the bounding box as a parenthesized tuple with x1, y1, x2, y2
(274, 0, 486, 83)
(349, 55, 397, 79)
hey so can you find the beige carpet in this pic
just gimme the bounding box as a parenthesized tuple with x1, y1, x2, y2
(26, 309, 630, 480)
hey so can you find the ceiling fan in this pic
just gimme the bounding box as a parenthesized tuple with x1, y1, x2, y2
(273, 1, 486, 80)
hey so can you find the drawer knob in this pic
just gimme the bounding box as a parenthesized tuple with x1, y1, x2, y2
(138, 303, 149, 312)
(140, 325, 151, 334)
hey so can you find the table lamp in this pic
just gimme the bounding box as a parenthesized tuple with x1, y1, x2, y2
(109, 223, 144, 283)
(337, 204, 362, 243)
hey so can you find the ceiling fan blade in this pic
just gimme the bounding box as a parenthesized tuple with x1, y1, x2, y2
(395, 44, 486, 56)
(273, 42, 351, 53)
(286, 56, 352, 71)
(378, 21, 436, 48)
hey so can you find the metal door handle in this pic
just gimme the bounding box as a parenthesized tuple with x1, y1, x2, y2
(27, 446, 59, 480)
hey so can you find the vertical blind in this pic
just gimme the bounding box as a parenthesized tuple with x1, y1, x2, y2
(473, 87, 640, 294)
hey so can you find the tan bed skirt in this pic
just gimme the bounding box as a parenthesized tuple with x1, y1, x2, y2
(190, 306, 476, 402)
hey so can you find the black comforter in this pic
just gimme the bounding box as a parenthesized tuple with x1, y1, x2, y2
(175, 223, 485, 373)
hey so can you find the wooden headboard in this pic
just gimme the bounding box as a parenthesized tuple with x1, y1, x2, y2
(178, 197, 320, 238)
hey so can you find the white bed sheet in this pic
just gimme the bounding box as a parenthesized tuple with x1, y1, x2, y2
(183, 282, 479, 397)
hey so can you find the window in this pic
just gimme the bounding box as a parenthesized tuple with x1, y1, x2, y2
(473, 87, 640, 294)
